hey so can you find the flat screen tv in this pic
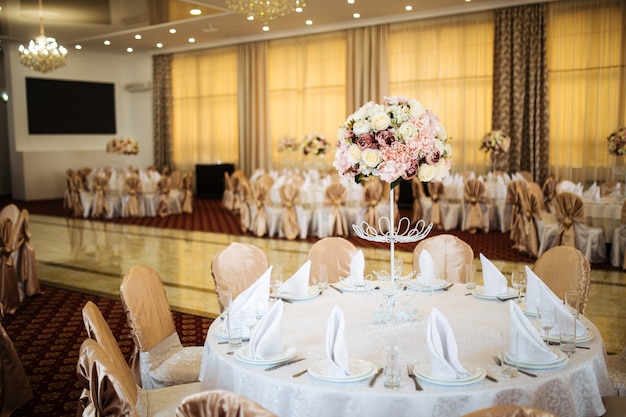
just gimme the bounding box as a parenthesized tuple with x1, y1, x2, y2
(25, 77, 117, 135)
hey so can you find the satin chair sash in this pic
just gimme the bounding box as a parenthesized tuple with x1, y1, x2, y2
(279, 183, 301, 240)
(251, 183, 269, 237)
(63, 170, 74, 212)
(506, 181, 526, 250)
(176, 390, 278, 417)
(180, 173, 193, 214)
(324, 183, 349, 237)
(91, 175, 111, 218)
(464, 179, 487, 231)
(554, 192, 585, 248)
(71, 173, 85, 218)
(428, 182, 444, 227)
(523, 189, 541, 258)
(542, 176, 556, 213)
(1, 322, 33, 415)
(157, 176, 171, 218)
(14, 210, 41, 297)
(123, 176, 142, 218)
(0, 218, 19, 314)
(362, 179, 383, 229)
(410, 178, 424, 224)
(223, 172, 235, 211)
(238, 180, 253, 232)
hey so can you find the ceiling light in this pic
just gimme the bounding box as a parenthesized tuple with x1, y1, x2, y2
(127, 47, 133, 53)
(353, 13, 360, 18)
(169, 28, 177, 34)
(188, 38, 196, 43)
(156, 43, 163, 48)
(405, 5, 413, 11)
(190, 8, 202, 16)
(104, 40, 111, 46)
(226, 0, 306, 24)
(135, 34, 142, 40)
(18, 0, 67, 73)
(262, 25, 270, 31)
(306, 19, 313, 25)
(74, 45, 82, 50)
(348, 0, 355, 3)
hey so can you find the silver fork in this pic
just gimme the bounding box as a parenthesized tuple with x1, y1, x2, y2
(407, 364, 423, 391)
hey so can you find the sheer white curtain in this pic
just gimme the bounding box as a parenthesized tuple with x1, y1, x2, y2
(388, 12, 495, 176)
(268, 32, 346, 168)
(171, 47, 239, 173)
(547, 0, 626, 184)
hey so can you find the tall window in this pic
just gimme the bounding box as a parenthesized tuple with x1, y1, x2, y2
(547, 0, 625, 183)
(171, 46, 239, 172)
(268, 32, 346, 167)
(388, 12, 495, 174)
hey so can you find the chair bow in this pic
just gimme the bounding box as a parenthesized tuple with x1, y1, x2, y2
(179, 173, 193, 214)
(554, 192, 585, 248)
(123, 175, 142, 218)
(251, 182, 270, 237)
(91, 175, 111, 218)
(410, 177, 424, 225)
(157, 176, 171, 218)
(279, 183, 301, 240)
(542, 175, 556, 213)
(324, 183, 349, 237)
(463, 179, 488, 233)
(428, 182, 445, 229)
(362, 179, 383, 230)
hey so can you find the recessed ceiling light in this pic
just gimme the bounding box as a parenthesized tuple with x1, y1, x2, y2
(127, 47, 134, 53)
(74, 45, 82, 50)
(465, 0, 471, 2)
(134, 34, 142, 40)
(295, 6, 303, 12)
(262, 25, 270, 31)
(169, 28, 177, 34)
(348, 0, 355, 3)
(156, 42, 163, 48)
(306, 19, 313, 25)
(405, 5, 413, 11)
(104, 40, 111, 46)
(353, 13, 360, 18)
(190, 8, 201, 15)
(247, 15, 254, 21)
(188, 37, 196, 43)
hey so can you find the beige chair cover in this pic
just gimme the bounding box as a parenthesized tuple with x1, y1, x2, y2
(526, 181, 545, 211)
(532, 245, 590, 314)
(463, 179, 488, 233)
(1, 317, 33, 416)
(523, 189, 541, 258)
(222, 172, 235, 211)
(255, 173, 275, 191)
(120, 265, 202, 389)
(179, 173, 193, 214)
(170, 170, 182, 190)
(63, 169, 74, 213)
(251, 182, 270, 237)
(554, 192, 585, 248)
(123, 175, 143, 218)
(238, 180, 253, 233)
(361, 179, 383, 231)
(211, 243, 269, 309)
(542, 175, 556, 213)
(460, 405, 558, 417)
(79, 167, 93, 192)
(175, 390, 278, 417)
(71, 172, 86, 218)
(306, 237, 359, 285)
(606, 348, 626, 397)
(0, 218, 19, 315)
(13, 209, 42, 298)
(428, 182, 445, 229)
(91, 174, 111, 218)
(412, 234, 474, 283)
(156, 176, 172, 218)
(0, 205, 19, 225)
(231, 170, 248, 215)
(410, 178, 425, 225)
(324, 182, 349, 237)
(505, 181, 525, 248)
(609, 200, 626, 269)
(279, 183, 301, 240)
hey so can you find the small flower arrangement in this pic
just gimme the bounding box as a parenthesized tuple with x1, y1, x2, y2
(277, 136, 300, 153)
(334, 96, 451, 187)
(106, 137, 139, 155)
(301, 132, 331, 156)
(608, 127, 626, 156)
(480, 130, 511, 155)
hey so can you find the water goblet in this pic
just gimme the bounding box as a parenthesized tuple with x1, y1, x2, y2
(243, 309, 259, 340)
(270, 273, 283, 299)
(465, 264, 477, 290)
(537, 305, 557, 344)
(317, 264, 329, 292)
(511, 271, 527, 304)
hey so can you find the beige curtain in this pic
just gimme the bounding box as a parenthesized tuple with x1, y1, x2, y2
(547, 0, 626, 184)
(152, 54, 173, 172)
(346, 25, 389, 113)
(492, 4, 550, 183)
(388, 13, 494, 175)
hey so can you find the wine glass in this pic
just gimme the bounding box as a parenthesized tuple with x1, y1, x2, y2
(537, 305, 557, 344)
(243, 309, 259, 340)
(270, 273, 283, 299)
(511, 271, 527, 304)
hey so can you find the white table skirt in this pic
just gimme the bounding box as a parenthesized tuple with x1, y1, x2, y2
(200, 284, 612, 417)
(583, 198, 622, 241)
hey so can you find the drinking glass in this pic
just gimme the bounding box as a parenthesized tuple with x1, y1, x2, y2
(564, 291, 580, 317)
(243, 309, 259, 340)
(317, 265, 329, 292)
(537, 305, 557, 344)
(500, 330, 518, 378)
(511, 271, 527, 304)
(559, 311, 577, 357)
(465, 264, 477, 290)
(270, 273, 283, 299)
(383, 343, 401, 389)
(227, 309, 243, 348)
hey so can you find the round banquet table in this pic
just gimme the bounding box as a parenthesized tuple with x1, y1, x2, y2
(199, 283, 612, 417)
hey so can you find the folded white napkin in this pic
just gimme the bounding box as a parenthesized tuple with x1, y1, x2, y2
(524, 265, 541, 314)
(325, 306, 351, 377)
(230, 266, 272, 313)
(535, 280, 587, 339)
(426, 308, 471, 380)
(508, 301, 559, 363)
(278, 260, 311, 297)
(249, 299, 285, 360)
(479, 254, 508, 296)
(419, 250, 436, 284)
(341, 250, 365, 286)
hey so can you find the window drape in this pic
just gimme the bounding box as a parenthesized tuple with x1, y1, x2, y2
(152, 54, 173, 171)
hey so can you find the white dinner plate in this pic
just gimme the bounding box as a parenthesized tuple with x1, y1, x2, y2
(334, 280, 377, 292)
(414, 363, 486, 386)
(278, 286, 320, 301)
(308, 359, 377, 383)
(471, 286, 518, 300)
(520, 302, 537, 317)
(543, 329, 594, 344)
(234, 345, 297, 366)
(503, 349, 568, 369)
(213, 324, 251, 341)
(406, 278, 449, 291)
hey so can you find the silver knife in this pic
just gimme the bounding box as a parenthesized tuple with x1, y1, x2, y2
(330, 284, 345, 294)
(264, 357, 306, 372)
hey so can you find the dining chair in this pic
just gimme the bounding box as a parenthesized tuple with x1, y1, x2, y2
(306, 237, 359, 285)
(606, 347, 626, 397)
(155, 175, 172, 217)
(170, 169, 183, 191)
(355, 178, 384, 232)
(311, 182, 350, 238)
(504, 180, 527, 247)
(410, 177, 426, 225)
(211, 242, 269, 310)
(120, 265, 203, 389)
(532, 245, 590, 314)
(238, 178, 254, 233)
(77, 338, 201, 417)
(179, 172, 194, 214)
(460, 405, 558, 417)
(0, 203, 19, 225)
(90, 173, 113, 218)
(412, 234, 474, 283)
(175, 390, 278, 417)
(12, 209, 42, 299)
(610, 199, 626, 269)
(462, 178, 490, 233)
(222, 171, 235, 212)
(121, 174, 144, 218)
(522, 188, 541, 258)
(250, 181, 272, 237)
(0, 217, 19, 315)
(542, 175, 556, 213)
(275, 182, 310, 240)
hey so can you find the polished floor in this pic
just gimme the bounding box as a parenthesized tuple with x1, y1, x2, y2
(28, 214, 626, 354)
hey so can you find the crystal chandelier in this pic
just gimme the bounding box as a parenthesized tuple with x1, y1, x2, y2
(225, 0, 306, 24)
(18, 0, 68, 73)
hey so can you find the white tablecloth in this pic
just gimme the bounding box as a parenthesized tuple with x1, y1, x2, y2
(200, 285, 612, 417)
(583, 197, 622, 241)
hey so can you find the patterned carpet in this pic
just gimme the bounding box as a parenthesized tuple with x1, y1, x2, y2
(2, 285, 213, 417)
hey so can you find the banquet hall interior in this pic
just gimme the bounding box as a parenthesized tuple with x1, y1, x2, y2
(1, 0, 626, 415)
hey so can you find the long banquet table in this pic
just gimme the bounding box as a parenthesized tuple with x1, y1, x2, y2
(199, 283, 613, 417)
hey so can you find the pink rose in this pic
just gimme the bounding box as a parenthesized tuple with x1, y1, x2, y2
(356, 133, 377, 150)
(375, 130, 395, 147)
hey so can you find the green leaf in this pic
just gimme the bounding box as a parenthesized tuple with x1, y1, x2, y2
(390, 178, 402, 189)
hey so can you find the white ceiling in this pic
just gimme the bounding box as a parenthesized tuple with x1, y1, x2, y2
(0, 0, 534, 56)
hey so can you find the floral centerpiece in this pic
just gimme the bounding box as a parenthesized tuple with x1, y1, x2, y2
(480, 130, 511, 155)
(277, 135, 300, 153)
(301, 132, 331, 156)
(608, 127, 626, 156)
(106, 137, 139, 155)
(334, 96, 452, 189)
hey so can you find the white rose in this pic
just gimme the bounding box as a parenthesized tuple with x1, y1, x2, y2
(347, 144, 362, 164)
(409, 101, 426, 119)
(398, 122, 418, 140)
(417, 163, 436, 182)
(434, 139, 445, 154)
(432, 159, 449, 181)
(371, 112, 392, 131)
(352, 119, 371, 136)
(361, 148, 382, 168)
(436, 124, 447, 141)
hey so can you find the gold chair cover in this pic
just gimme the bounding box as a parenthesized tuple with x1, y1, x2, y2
(621, 200, 626, 270)
(71, 172, 85, 218)
(63, 169, 75, 213)
(211, 243, 269, 310)
(279, 183, 301, 241)
(410, 177, 425, 225)
(526, 181, 545, 211)
(0, 218, 19, 315)
(362, 179, 383, 231)
(79, 167, 93, 192)
(428, 182, 445, 229)
(238, 180, 253, 233)
(170, 170, 182, 190)
(251, 182, 270, 237)
(179, 173, 193, 214)
(412, 234, 474, 283)
(222, 172, 235, 211)
(1, 318, 33, 416)
(157, 176, 172, 218)
(306, 237, 359, 285)
(542, 175, 556, 213)
(523, 189, 541, 258)
(13, 209, 42, 297)
(231, 170, 248, 215)
(553, 192, 585, 248)
(461, 405, 558, 417)
(532, 245, 590, 314)
(123, 175, 142, 218)
(256, 173, 275, 191)
(324, 182, 349, 237)
(463, 179, 488, 233)
(91, 175, 111, 218)
(506, 181, 526, 250)
(175, 390, 278, 417)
